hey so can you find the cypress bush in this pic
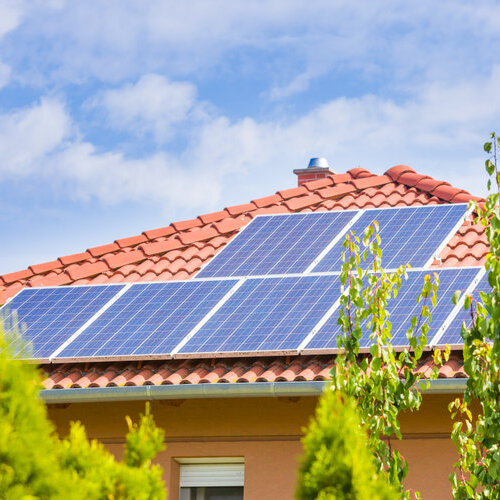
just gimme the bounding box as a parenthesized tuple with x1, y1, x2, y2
(0, 323, 166, 499)
(296, 387, 397, 500)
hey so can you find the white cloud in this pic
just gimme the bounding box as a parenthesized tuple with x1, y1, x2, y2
(50, 143, 222, 209)
(91, 74, 200, 142)
(0, 67, 498, 214)
(0, 0, 25, 38)
(6, 0, 500, 97)
(0, 97, 70, 175)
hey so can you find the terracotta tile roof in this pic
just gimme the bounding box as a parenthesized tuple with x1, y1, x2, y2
(41, 352, 466, 389)
(0, 165, 485, 304)
(0, 165, 487, 392)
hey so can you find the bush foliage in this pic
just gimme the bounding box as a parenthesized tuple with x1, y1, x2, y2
(0, 324, 166, 500)
(296, 388, 398, 500)
(448, 133, 500, 499)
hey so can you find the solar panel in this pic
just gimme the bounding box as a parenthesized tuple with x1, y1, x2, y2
(435, 271, 491, 346)
(0, 285, 125, 359)
(303, 267, 481, 351)
(55, 279, 238, 360)
(177, 275, 341, 355)
(311, 204, 468, 273)
(196, 211, 356, 278)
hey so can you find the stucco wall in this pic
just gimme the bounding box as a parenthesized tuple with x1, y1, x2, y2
(47, 393, 459, 500)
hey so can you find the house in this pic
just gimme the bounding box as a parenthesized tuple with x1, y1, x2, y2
(0, 163, 487, 500)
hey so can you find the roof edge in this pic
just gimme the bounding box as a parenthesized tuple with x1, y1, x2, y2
(40, 378, 466, 404)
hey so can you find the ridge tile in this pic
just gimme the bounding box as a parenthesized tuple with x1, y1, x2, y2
(87, 242, 120, 257)
(58, 252, 91, 266)
(104, 249, 146, 270)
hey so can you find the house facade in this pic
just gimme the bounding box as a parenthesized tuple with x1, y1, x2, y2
(0, 164, 486, 500)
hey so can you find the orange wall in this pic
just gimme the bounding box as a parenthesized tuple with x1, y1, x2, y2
(48, 394, 460, 500)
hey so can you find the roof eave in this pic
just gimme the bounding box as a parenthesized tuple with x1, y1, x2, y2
(40, 378, 467, 404)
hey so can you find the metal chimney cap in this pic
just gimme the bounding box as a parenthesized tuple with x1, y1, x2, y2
(307, 157, 329, 169)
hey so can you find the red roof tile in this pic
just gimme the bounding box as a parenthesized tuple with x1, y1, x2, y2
(142, 226, 175, 240)
(115, 234, 147, 248)
(40, 352, 466, 390)
(58, 252, 91, 266)
(66, 261, 109, 281)
(29, 260, 62, 274)
(226, 202, 257, 216)
(171, 218, 202, 232)
(103, 249, 146, 270)
(1, 268, 33, 285)
(198, 210, 229, 224)
(277, 185, 308, 200)
(87, 242, 120, 258)
(284, 193, 322, 211)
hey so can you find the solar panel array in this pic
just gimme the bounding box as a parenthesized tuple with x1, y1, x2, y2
(57, 280, 238, 359)
(303, 268, 482, 351)
(197, 204, 468, 277)
(434, 271, 490, 346)
(0, 203, 486, 362)
(311, 204, 467, 272)
(0, 285, 125, 359)
(196, 211, 355, 278)
(178, 275, 341, 355)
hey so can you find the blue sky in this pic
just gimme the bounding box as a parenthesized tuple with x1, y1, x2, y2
(0, 1, 499, 275)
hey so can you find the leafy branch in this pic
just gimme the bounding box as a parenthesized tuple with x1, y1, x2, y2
(331, 220, 440, 499)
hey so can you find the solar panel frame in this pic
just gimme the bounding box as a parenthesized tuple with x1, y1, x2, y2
(0, 283, 127, 361)
(175, 274, 343, 358)
(430, 268, 488, 348)
(310, 204, 469, 273)
(52, 278, 242, 363)
(299, 267, 483, 355)
(196, 204, 469, 280)
(195, 211, 357, 278)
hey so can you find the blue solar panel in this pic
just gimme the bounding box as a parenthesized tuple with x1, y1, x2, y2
(178, 275, 341, 355)
(0, 285, 125, 359)
(55, 279, 238, 359)
(197, 211, 356, 278)
(304, 268, 480, 350)
(437, 272, 491, 345)
(312, 204, 467, 273)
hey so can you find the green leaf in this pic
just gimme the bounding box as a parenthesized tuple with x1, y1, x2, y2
(464, 295, 471, 309)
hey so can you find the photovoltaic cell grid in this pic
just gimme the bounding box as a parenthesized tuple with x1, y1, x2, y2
(0, 285, 125, 359)
(196, 211, 356, 278)
(304, 268, 481, 350)
(437, 272, 491, 345)
(311, 204, 468, 272)
(56, 279, 238, 359)
(179, 275, 341, 355)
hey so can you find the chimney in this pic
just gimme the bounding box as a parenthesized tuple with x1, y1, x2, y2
(294, 158, 335, 186)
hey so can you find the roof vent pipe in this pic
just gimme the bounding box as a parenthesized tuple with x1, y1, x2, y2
(307, 157, 330, 169)
(293, 157, 336, 186)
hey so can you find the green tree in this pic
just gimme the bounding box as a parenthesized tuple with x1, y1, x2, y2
(297, 219, 441, 499)
(0, 322, 166, 500)
(448, 133, 500, 499)
(331, 223, 440, 499)
(296, 388, 398, 500)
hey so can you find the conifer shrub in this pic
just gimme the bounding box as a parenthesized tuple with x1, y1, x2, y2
(0, 323, 166, 500)
(296, 387, 397, 500)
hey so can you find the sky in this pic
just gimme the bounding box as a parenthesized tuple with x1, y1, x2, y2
(0, 0, 499, 275)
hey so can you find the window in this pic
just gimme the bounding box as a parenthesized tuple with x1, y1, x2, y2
(179, 460, 244, 500)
